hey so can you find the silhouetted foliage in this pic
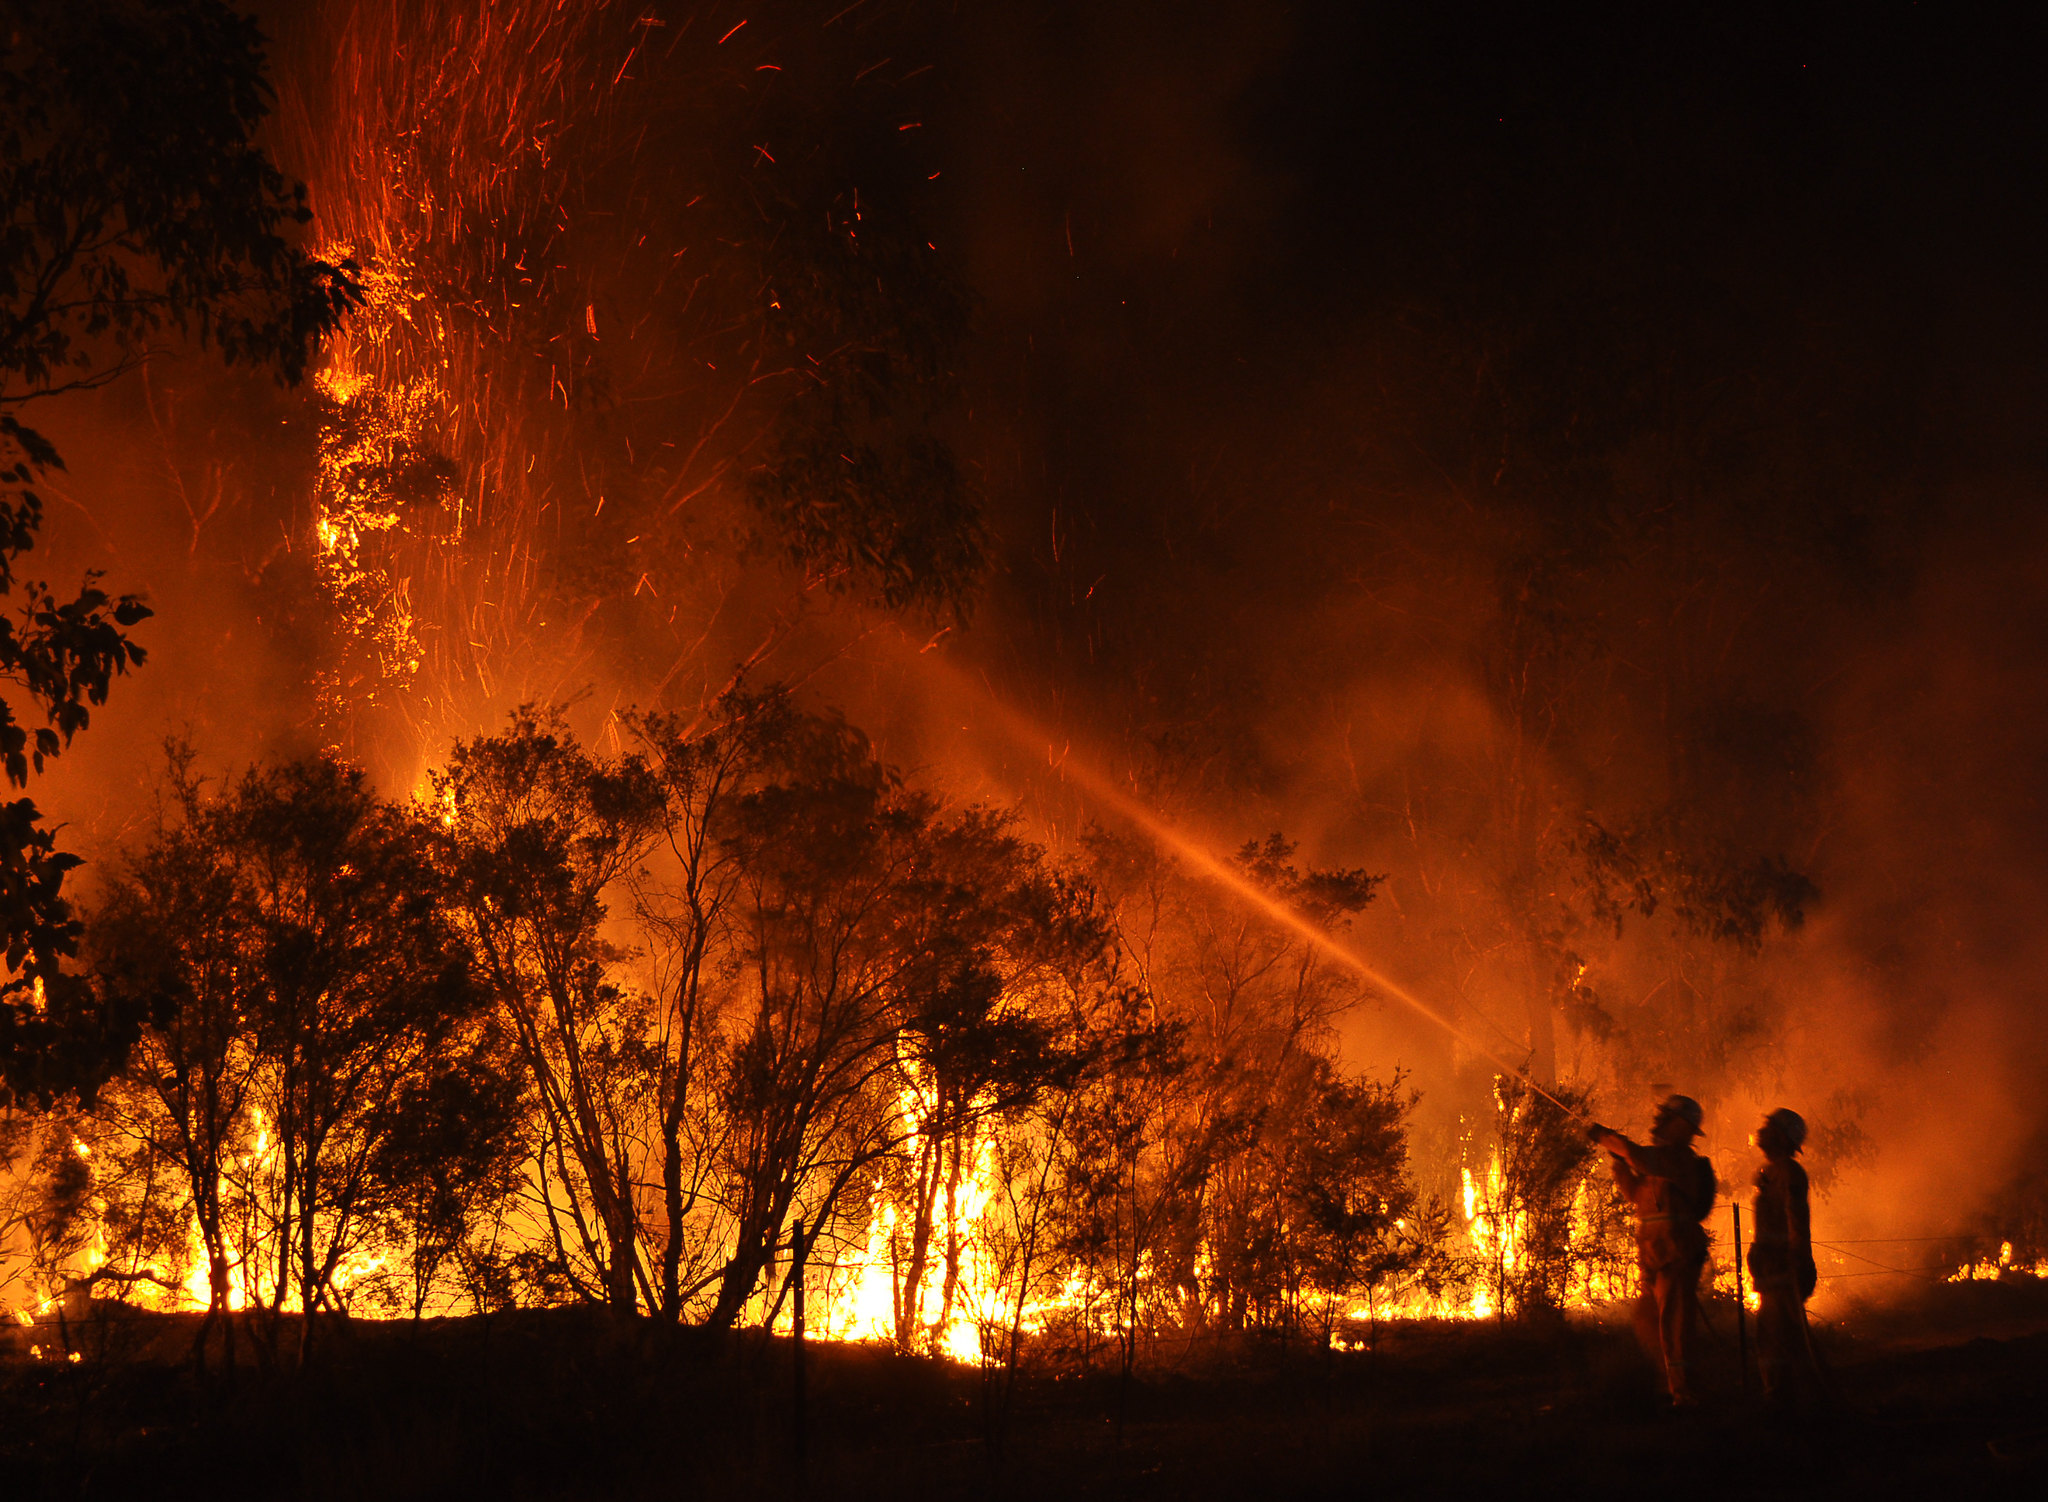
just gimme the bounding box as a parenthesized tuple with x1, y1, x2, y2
(364, 1023, 528, 1320)
(1047, 826, 1418, 1351)
(1470, 1076, 1622, 1317)
(1271, 1061, 1459, 1340)
(7, 707, 1477, 1362)
(750, 196, 985, 614)
(1572, 816, 1817, 951)
(434, 690, 1125, 1339)
(437, 707, 664, 1316)
(84, 752, 489, 1362)
(0, 0, 356, 1107)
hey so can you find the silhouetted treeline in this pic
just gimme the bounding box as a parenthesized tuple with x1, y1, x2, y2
(4, 690, 1585, 1367)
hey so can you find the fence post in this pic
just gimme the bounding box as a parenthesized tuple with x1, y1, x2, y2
(1732, 1201, 1751, 1394)
(793, 1216, 808, 1477)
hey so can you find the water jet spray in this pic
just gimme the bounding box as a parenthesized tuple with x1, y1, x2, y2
(922, 659, 1591, 1123)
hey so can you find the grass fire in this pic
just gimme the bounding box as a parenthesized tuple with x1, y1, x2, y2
(6, 2, 2048, 1498)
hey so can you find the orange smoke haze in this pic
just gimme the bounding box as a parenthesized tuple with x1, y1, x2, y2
(21, 0, 2048, 1298)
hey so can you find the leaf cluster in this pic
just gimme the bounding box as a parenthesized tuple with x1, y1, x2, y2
(0, 0, 361, 1109)
(747, 188, 985, 615)
(1572, 814, 1817, 952)
(1, 0, 356, 403)
(83, 751, 512, 1330)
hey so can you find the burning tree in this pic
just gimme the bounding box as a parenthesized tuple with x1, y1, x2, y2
(699, 710, 1099, 1340)
(80, 755, 262, 1358)
(84, 752, 501, 1361)
(436, 708, 665, 1316)
(265, 0, 988, 768)
(0, 705, 1482, 1369)
(431, 688, 1115, 1342)
(960, 968, 1155, 1396)
(846, 810, 1107, 1356)
(1461, 1075, 1631, 1319)
(626, 701, 777, 1323)
(361, 1019, 528, 1321)
(1074, 828, 1400, 1340)
(1259, 1060, 1458, 1344)
(1042, 1002, 1192, 1378)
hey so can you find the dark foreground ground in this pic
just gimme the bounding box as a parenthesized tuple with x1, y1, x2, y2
(5, 1284, 2048, 1501)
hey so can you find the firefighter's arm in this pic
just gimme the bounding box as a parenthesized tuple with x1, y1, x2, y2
(1597, 1133, 1673, 1181)
(1588, 1127, 1644, 1193)
(1789, 1164, 1813, 1255)
(1610, 1156, 1643, 1197)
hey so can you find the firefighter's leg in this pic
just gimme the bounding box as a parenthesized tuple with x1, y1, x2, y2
(1658, 1272, 1695, 1403)
(1756, 1289, 1787, 1397)
(1632, 1282, 1662, 1369)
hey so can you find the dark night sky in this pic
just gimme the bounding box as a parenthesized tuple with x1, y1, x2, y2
(883, 0, 2048, 836)
(935, 0, 2048, 670)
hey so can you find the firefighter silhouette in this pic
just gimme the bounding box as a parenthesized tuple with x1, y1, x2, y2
(1748, 1108, 1819, 1400)
(1590, 1095, 1717, 1405)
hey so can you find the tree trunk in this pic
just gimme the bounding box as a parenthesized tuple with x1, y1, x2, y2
(897, 1133, 939, 1351)
(661, 1121, 684, 1319)
(935, 1130, 966, 1351)
(606, 1201, 639, 1315)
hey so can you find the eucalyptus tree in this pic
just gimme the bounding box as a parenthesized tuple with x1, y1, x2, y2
(1078, 828, 1382, 1335)
(88, 752, 489, 1362)
(442, 690, 1128, 1340)
(87, 752, 265, 1363)
(848, 808, 1108, 1355)
(1, 0, 354, 1105)
(435, 708, 663, 1316)
(364, 1022, 529, 1321)
(692, 706, 1112, 1340)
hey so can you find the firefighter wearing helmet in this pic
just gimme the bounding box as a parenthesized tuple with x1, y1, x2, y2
(1588, 1094, 1718, 1405)
(1749, 1108, 1819, 1399)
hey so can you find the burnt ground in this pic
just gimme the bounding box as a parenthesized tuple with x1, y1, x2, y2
(4, 1284, 2047, 1501)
